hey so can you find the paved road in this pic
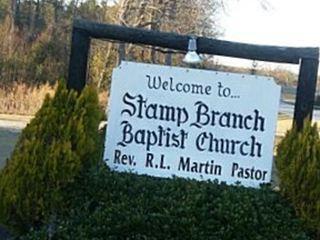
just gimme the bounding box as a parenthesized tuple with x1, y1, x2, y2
(280, 100, 320, 120)
(0, 127, 20, 169)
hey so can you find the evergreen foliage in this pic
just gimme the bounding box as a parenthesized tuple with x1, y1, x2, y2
(22, 166, 311, 239)
(276, 122, 320, 237)
(0, 83, 101, 232)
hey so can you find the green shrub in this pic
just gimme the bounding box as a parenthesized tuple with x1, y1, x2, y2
(22, 166, 310, 240)
(276, 122, 320, 237)
(0, 83, 102, 233)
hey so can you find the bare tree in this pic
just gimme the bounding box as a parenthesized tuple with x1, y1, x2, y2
(112, 0, 224, 67)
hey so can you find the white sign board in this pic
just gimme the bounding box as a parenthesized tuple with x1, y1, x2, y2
(103, 61, 281, 187)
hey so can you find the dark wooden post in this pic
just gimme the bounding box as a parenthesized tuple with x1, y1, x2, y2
(67, 27, 91, 91)
(294, 57, 319, 129)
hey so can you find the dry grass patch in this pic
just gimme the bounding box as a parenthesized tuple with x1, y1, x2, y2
(0, 83, 109, 116)
(0, 83, 56, 115)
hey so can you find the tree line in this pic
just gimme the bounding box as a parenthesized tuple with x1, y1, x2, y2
(0, 0, 223, 88)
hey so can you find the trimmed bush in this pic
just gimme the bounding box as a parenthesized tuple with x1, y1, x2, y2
(22, 166, 310, 240)
(276, 122, 320, 237)
(0, 83, 101, 233)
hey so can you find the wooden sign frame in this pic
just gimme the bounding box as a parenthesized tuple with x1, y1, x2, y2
(67, 19, 319, 130)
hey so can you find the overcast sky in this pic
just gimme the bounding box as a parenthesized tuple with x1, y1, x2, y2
(216, 0, 320, 71)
